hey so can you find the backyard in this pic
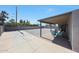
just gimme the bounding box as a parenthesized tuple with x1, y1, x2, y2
(0, 5, 78, 53)
(0, 28, 74, 53)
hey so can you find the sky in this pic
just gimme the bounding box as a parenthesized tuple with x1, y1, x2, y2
(0, 5, 79, 24)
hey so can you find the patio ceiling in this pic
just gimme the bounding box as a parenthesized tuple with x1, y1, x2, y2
(38, 12, 72, 24)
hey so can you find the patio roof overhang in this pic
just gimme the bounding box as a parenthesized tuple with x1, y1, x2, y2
(38, 12, 72, 24)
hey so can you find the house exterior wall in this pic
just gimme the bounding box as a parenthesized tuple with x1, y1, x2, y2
(68, 14, 72, 47)
(70, 10, 79, 52)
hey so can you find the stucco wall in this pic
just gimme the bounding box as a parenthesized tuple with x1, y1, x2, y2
(68, 14, 72, 47)
(71, 10, 79, 52)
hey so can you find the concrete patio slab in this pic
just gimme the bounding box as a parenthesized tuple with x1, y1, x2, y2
(0, 29, 75, 53)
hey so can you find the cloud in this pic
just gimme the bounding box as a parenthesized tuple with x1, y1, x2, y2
(48, 8, 55, 12)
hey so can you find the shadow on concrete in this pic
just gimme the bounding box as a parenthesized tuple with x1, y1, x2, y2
(48, 28, 72, 50)
(41, 36, 72, 50)
(52, 37, 72, 49)
(18, 30, 24, 36)
(41, 36, 52, 41)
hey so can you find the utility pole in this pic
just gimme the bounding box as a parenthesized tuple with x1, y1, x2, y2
(16, 6, 17, 26)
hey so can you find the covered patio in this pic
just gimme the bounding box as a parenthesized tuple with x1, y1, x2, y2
(38, 11, 72, 49)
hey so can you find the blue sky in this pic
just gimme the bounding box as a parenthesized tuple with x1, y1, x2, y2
(0, 5, 79, 24)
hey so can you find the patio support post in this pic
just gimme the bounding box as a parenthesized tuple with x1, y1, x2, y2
(49, 24, 52, 29)
(40, 22, 42, 37)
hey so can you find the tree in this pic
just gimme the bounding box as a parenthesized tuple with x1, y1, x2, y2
(0, 11, 8, 24)
(26, 20, 31, 25)
(19, 19, 23, 23)
(9, 19, 15, 23)
(6, 19, 16, 27)
(0, 11, 8, 19)
(23, 20, 26, 24)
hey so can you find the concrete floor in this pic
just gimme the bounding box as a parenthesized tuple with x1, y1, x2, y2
(0, 29, 75, 53)
(26, 29, 72, 49)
